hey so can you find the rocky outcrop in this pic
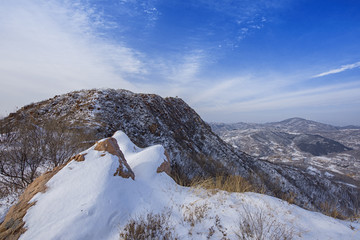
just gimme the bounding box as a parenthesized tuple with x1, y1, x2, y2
(156, 150, 171, 176)
(94, 137, 135, 180)
(70, 153, 87, 162)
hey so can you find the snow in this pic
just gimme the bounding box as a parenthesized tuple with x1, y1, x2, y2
(307, 166, 321, 175)
(19, 131, 360, 240)
(325, 172, 334, 178)
(0, 192, 19, 223)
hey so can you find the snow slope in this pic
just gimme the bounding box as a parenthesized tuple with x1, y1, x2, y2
(19, 131, 360, 240)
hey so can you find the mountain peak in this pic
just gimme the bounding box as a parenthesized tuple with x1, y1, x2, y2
(268, 117, 338, 132)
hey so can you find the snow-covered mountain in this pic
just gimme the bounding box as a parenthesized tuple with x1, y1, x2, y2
(267, 117, 340, 132)
(210, 118, 360, 180)
(1, 131, 359, 239)
(1, 89, 359, 218)
(211, 117, 360, 133)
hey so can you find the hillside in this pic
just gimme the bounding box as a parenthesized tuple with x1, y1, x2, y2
(1, 89, 359, 218)
(1, 131, 359, 239)
(210, 118, 360, 180)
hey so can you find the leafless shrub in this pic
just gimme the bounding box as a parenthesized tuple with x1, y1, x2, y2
(40, 119, 96, 167)
(182, 203, 209, 227)
(215, 215, 230, 240)
(280, 191, 297, 205)
(320, 201, 346, 220)
(0, 119, 96, 193)
(207, 226, 215, 239)
(119, 211, 178, 240)
(0, 122, 43, 189)
(236, 206, 295, 240)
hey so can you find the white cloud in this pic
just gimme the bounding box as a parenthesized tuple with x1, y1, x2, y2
(169, 51, 205, 83)
(144, 50, 206, 85)
(0, 0, 144, 114)
(197, 81, 360, 113)
(312, 61, 360, 78)
(0, 0, 213, 115)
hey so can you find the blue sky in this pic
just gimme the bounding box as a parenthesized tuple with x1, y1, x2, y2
(0, 0, 359, 125)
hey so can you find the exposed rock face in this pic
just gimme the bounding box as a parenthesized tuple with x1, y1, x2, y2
(1, 89, 359, 216)
(70, 153, 87, 162)
(156, 161, 171, 175)
(94, 137, 135, 180)
(157, 150, 171, 176)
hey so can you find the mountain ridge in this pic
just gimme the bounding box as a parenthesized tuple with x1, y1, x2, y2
(2, 131, 358, 239)
(1, 89, 359, 217)
(211, 117, 360, 132)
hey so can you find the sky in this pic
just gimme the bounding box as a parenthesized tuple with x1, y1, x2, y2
(0, 0, 359, 126)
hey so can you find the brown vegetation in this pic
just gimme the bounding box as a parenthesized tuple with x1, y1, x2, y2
(320, 201, 346, 220)
(190, 175, 256, 194)
(119, 211, 177, 240)
(0, 165, 66, 240)
(236, 206, 295, 240)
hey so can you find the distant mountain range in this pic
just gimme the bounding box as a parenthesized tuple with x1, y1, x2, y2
(1, 90, 359, 218)
(210, 118, 360, 182)
(211, 117, 360, 132)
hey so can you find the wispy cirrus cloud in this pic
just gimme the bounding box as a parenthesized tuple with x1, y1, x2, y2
(312, 61, 360, 78)
(195, 79, 360, 123)
(0, 0, 144, 113)
(191, 0, 287, 45)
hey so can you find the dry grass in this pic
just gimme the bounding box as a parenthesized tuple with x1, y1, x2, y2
(119, 212, 178, 240)
(0, 165, 66, 239)
(182, 202, 209, 229)
(236, 206, 295, 240)
(348, 209, 360, 222)
(279, 191, 297, 205)
(190, 175, 255, 194)
(320, 201, 346, 220)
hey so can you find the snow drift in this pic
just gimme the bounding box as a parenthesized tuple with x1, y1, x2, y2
(1, 131, 359, 239)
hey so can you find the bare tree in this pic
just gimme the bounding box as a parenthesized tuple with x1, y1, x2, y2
(41, 119, 95, 167)
(0, 122, 43, 189)
(0, 119, 96, 192)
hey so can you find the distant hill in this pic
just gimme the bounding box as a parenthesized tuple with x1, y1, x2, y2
(210, 117, 360, 182)
(267, 117, 339, 132)
(211, 117, 360, 133)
